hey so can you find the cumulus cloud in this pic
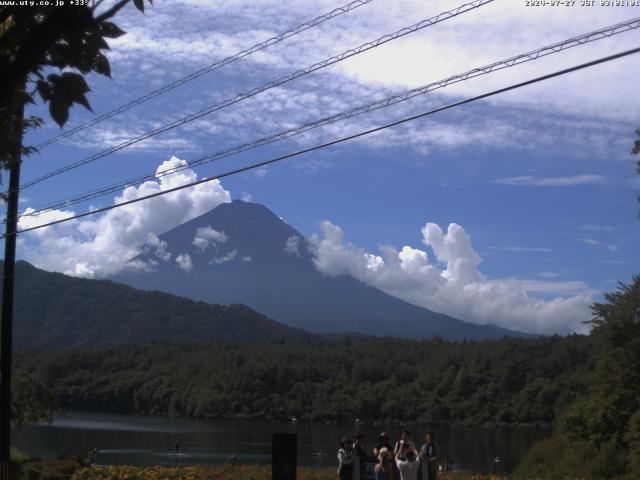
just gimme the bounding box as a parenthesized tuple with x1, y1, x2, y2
(309, 220, 593, 334)
(144, 233, 171, 261)
(192, 226, 228, 252)
(18, 156, 231, 277)
(175, 253, 193, 272)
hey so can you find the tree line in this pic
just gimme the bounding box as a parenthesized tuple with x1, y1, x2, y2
(16, 333, 593, 427)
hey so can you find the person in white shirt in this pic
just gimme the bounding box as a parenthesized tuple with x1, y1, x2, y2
(337, 437, 354, 480)
(395, 442, 420, 480)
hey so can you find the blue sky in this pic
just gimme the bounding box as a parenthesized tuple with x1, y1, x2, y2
(7, 0, 640, 334)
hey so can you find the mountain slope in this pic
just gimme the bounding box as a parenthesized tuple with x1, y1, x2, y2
(114, 200, 527, 340)
(5, 260, 320, 350)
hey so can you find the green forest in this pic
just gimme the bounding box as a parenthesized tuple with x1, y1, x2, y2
(15, 274, 640, 479)
(17, 334, 591, 425)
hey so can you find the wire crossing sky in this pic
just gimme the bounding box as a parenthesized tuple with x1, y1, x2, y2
(19, 16, 640, 219)
(21, 0, 494, 190)
(35, 0, 377, 150)
(13, 46, 640, 238)
(12, 0, 640, 335)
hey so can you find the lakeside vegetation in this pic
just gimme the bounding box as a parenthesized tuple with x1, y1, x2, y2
(9, 461, 542, 480)
(68, 465, 525, 480)
(12, 276, 640, 479)
(17, 334, 592, 426)
(515, 276, 640, 479)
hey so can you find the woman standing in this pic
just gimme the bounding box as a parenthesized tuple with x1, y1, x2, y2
(337, 437, 354, 480)
(374, 447, 394, 480)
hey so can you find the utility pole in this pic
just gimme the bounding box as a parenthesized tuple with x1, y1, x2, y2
(0, 93, 24, 480)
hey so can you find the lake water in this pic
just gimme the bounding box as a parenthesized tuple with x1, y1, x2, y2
(13, 412, 548, 474)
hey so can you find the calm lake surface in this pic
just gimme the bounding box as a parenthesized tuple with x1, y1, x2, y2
(14, 412, 548, 474)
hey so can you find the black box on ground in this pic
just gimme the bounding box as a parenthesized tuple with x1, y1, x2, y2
(272, 432, 297, 480)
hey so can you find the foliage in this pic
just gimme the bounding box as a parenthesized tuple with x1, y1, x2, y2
(17, 334, 593, 426)
(627, 409, 640, 476)
(71, 465, 333, 480)
(0, 0, 150, 177)
(70, 465, 514, 480)
(0, 0, 148, 125)
(518, 276, 640, 479)
(11, 368, 59, 428)
(515, 435, 605, 480)
(10, 455, 83, 480)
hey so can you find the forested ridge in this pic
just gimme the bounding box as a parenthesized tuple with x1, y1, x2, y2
(6, 260, 326, 349)
(17, 334, 592, 426)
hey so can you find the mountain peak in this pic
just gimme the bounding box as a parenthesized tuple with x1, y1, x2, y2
(114, 200, 529, 341)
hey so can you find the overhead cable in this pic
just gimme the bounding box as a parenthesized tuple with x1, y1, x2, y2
(21, 0, 494, 189)
(20, 16, 640, 217)
(35, 0, 377, 149)
(10, 45, 640, 238)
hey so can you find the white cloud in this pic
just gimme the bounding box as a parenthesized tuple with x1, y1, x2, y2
(192, 226, 227, 252)
(44, 0, 638, 169)
(254, 167, 269, 178)
(18, 156, 231, 277)
(63, 123, 196, 152)
(211, 249, 237, 264)
(284, 235, 301, 257)
(175, 253, 193, 272)
(241, 256, 252, 262)
(143, 233, 171, 261)
(494, 174, 606, 187)
(106, 0, 640, 128)
(579, 238, 618, 252)
(516, 280, 594, 296)
(489, 246, 553, 253)
(309, 220, 593, 334)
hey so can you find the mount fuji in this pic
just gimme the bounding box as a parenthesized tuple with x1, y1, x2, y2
(113, 200, 527, 340)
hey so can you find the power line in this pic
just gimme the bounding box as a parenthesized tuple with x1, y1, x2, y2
(35, 0, 376, 150)
(21, 0, 494, 190)
(20, 16, 640, 218)
(11, 46, 640, 239)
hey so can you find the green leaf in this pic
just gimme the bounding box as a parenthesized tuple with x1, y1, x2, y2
(87, 32, 110, 50)
(93, 52, 111, 78)
(61, 72, 90, 95)
(75, 94, 93, 112)
(99, 21, 126, 38)
(75, 50, 95, 74)
(49, 99, 69, 127)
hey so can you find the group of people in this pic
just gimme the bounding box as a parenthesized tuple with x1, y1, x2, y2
(337, 430, 440, 480)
